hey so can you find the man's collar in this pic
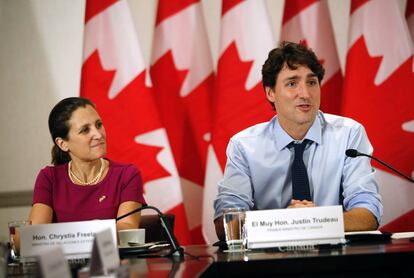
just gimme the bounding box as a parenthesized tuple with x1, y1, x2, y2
(274, 111, 323, 151)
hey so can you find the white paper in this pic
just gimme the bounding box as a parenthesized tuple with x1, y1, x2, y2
(391, 232, 414, 239)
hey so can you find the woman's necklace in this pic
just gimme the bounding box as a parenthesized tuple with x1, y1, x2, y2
(68, 158, 105, 185)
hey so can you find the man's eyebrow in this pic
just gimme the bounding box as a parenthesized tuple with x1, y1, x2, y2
(283, 75, 299, 82)
(282, 73, 318, 83)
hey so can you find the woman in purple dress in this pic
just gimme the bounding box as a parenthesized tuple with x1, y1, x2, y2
(29, 97, 146, 231)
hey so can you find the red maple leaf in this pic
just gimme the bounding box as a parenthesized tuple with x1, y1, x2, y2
(222, 0, 244, 15)
(342, 37, 414, 177)
(212, 42, 275, 169)
(80, 51, 170, 183)
(150, 51, 213, 186)
(321, 70, 343, 115)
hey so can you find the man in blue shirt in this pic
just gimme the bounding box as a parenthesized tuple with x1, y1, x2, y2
(214, 41, 382, 240)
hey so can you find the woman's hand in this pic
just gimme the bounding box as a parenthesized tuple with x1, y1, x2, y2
(29, 203, 53, 225)
(116, 201, 142, 231)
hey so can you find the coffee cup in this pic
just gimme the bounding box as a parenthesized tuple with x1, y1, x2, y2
(118, 229, 145, 247)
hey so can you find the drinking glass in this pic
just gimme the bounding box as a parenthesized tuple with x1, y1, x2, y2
(8, 220, 31, 263)
(223, 208, 246, 251)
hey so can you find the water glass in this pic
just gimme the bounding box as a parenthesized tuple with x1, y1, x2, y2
(8, 220, 31, 263)
(223, 208, 246, 251)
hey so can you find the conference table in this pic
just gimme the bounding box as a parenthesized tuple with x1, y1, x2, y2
(7, 237, 414, 277)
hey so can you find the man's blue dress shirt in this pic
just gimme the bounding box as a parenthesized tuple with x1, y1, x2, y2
(214, 111, 383, 223)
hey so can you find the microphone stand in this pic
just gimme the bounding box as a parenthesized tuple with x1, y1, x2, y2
(116, 205, 184, 257)
(346, 149, 414, 183)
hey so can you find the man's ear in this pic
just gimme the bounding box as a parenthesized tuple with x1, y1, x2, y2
(265, 86, 276, 103)
(55, 137, 69, 152)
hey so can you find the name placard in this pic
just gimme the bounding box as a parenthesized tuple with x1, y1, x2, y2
(38, 246, 71, 278)
(90, 228, 120, 276)
(245, 206, 345, 249)
(20, 219, 116, 258)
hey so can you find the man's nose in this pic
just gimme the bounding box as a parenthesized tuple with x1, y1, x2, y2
(297, 83, 310, 98)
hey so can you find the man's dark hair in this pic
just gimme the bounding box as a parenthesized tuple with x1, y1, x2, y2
(261, 41, 325, 108)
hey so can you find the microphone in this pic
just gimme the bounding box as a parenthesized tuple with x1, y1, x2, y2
(116, 204, 184, 257)
(345, 149, 414, 183)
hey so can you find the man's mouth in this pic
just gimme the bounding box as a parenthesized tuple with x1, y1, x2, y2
(297, 104, 311, 110)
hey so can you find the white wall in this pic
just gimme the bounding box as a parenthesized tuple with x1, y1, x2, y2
(0, 0, 405, 239)
(0, 0, 84, 191)
(0, 0, 85, 238)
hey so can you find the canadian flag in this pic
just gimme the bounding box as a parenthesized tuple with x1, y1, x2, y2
(79, 0, 188, 242)
(280, 0, 342, 114)
(150, 0, 214, 244)
(407, 0, 414, 41)
(202, 0, 276, 243)
(342, 0, 414, 232)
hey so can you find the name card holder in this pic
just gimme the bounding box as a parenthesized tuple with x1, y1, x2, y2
(245, 206, 346, 249)
(37, 246, 71, 278)
(89, 228, 120, 276)
(20, 219, 117, 259)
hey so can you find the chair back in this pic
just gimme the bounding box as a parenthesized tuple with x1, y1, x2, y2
(139, 214, 175, 243)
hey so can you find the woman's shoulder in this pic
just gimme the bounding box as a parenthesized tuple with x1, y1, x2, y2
(107, 159, 141, 175)
(35, 163, 67, 184)
(38, 163, 66, 175)
(107, 159, 142, 186)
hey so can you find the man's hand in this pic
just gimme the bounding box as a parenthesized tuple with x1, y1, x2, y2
(214, 216, 225, 241)
(344, 208, 378, 231)
(288, 199, 316, 208)
(288, 202, 377, 231)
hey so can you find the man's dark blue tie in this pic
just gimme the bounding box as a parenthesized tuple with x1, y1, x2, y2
(291, 140, 311, 201)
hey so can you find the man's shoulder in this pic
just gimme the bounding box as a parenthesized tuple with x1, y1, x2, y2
(231, 118, 275, 142)
(321, 112, 363, 130)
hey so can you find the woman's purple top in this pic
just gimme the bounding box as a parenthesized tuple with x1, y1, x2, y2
(33, 159, 146, 222)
